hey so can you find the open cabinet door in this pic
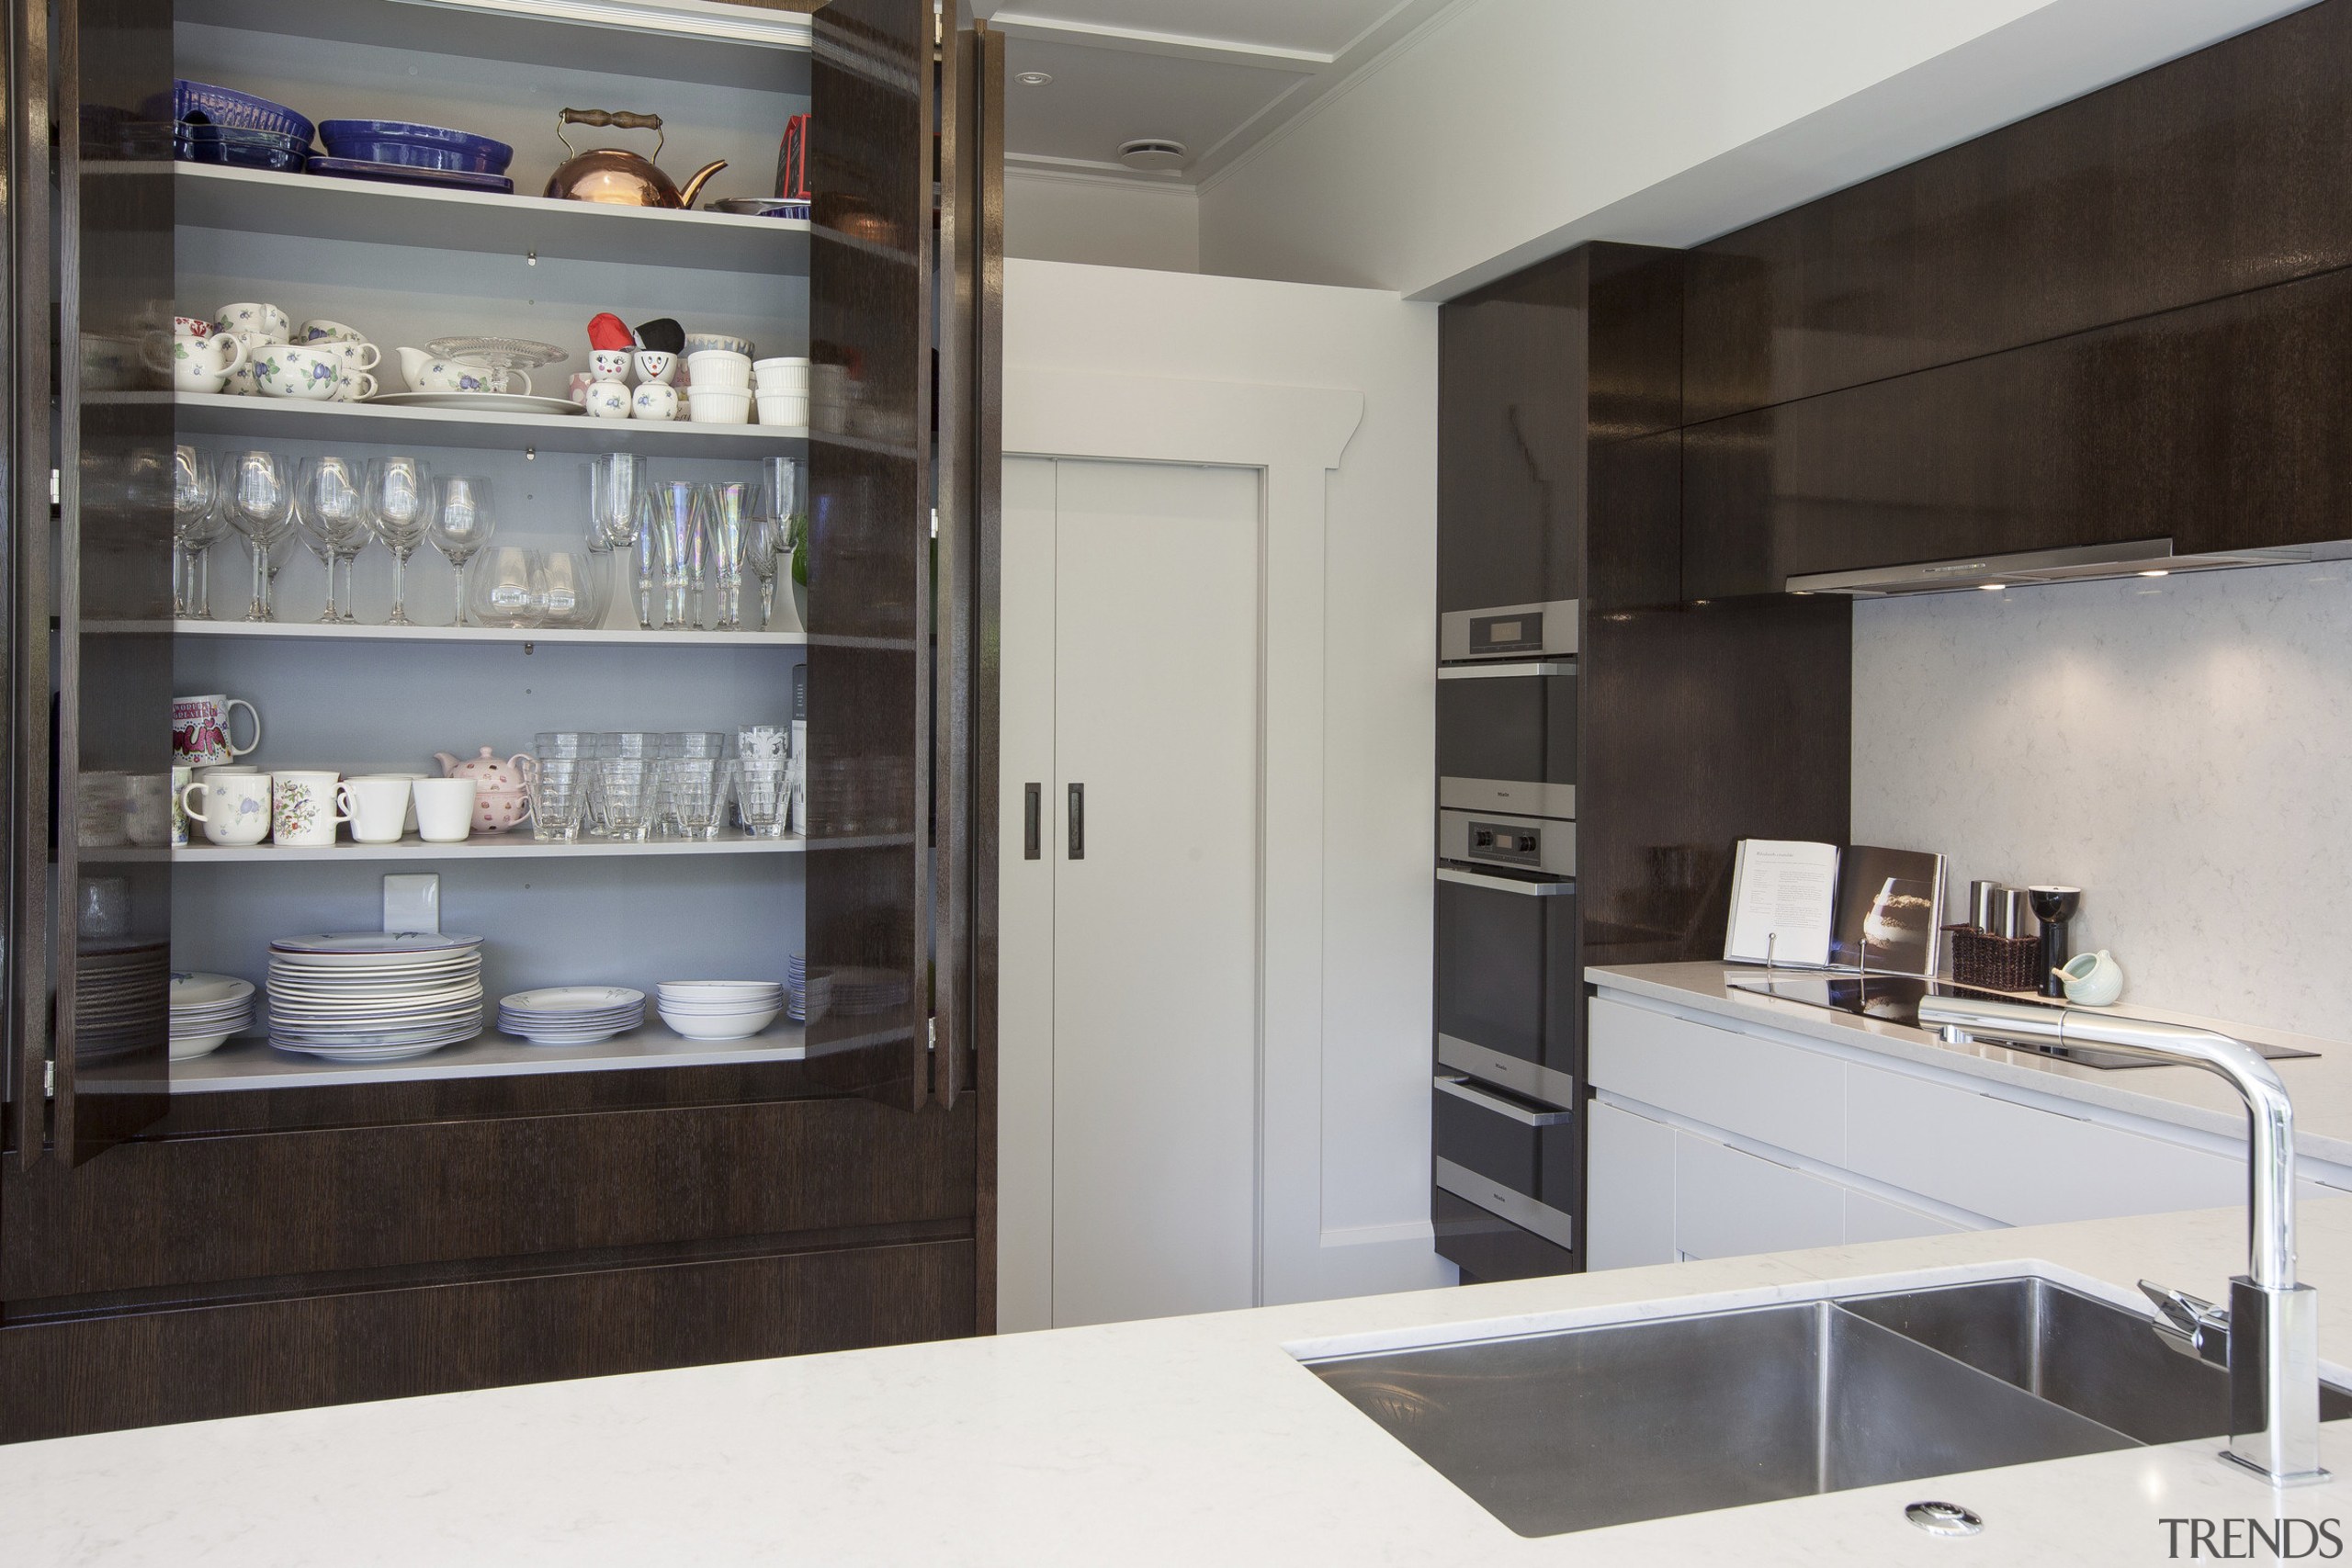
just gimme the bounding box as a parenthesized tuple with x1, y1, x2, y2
(804, 0, 934, 1108)
(44, 0, 175, 1164)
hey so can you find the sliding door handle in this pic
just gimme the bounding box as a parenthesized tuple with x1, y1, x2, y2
(1023, 783, 1041, 860)
(1068, 783, 1084, 860)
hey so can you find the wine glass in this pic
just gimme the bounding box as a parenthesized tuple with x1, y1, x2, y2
(361, 455, 430, 626)
(426, 475, 497, 625)
(171, 446, 228, 619)
(706, 481, 750, 630)
(222, 450, 296, 622)
(295, 455, 368, 624)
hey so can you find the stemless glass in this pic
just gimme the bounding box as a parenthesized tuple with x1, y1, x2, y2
(222, 450, 296, 622)
(595, 733, 658, 843)
(468, 546, 544, 628)
(706, 481, 751, 631)
(589, 453, 646, 549)
(524, 756, 588, 844)
(537, 548, 597, 628)
(733, 759, 791, 839)
(661, 754, 728, 840)
(361, 455, 431, 626)
(426, 475, 497, 626)
(295, 455, 368, 624)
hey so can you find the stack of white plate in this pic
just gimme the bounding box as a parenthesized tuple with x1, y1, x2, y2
(77, 941, 171, 1058)
(266, 932, 485, 1063)
(170, 971, 255, 1061)
(656, 980, 783, 1042)
(498, 987, 645, 1045)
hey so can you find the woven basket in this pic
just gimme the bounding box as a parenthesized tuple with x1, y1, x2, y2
(1946, 925, 2042, 993)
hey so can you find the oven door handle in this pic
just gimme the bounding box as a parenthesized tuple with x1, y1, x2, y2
(1435, 1075, 1576, 1127)
(1435, 865, 1573, 897)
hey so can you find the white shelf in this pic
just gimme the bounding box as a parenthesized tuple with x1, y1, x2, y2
(175, 164, 811, 273)
(171, 1018, 808, 1093)
(159, 617, 808, 649)
(175, 828, 808, 863)
(167, 390, 814, 457)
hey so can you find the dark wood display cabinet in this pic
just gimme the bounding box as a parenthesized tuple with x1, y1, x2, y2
(0, 0, 1002, 1441)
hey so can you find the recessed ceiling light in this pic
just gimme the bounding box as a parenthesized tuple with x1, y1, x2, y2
(1978, 582, 2006, 592)
(1118, 138, 1188, 171)
(2138, 569, 2170, 578)
(1016, 70, 1052, 85)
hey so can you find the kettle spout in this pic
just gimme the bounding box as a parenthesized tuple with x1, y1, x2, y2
(433, 751, 463, 776)
(678, 160, 729, 209)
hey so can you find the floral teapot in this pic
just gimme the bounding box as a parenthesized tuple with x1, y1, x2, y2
(435, 746, 534, 833)
(399, 347, 531, 396)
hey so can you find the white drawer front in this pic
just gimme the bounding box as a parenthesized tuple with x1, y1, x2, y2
(1844, 1189, 1970, 1245)
(1674, 1130, 1844, 1262)
(1844, 1068, 2245, 1227)
(1589, 996, 1844, 1166)
(1585, 1099, 1678, 1270)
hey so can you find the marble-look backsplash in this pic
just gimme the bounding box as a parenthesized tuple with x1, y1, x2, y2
(1851, 560, 2352, 1041)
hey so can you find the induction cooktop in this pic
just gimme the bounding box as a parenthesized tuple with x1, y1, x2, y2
(1724, 974, 2317, 1070)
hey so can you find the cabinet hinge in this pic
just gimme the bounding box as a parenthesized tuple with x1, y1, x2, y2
(930, 507, 939, 539)
(926, 1017, 936, 1052)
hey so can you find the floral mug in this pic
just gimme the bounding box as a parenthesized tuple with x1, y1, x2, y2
(270, 771, 349, 847)
(253, 344, 343, 401)
(213, 301, 289, 343)
(332, 369, 382, 403)
(172, 332, 247, 394)
(180, 772, 272, 847)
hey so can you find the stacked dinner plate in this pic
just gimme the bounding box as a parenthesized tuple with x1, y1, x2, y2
(498, 987, 645, 1045)
(656, 980, 783, 1042)
(266, 932, 484, 1063)
(169, 971, 255, 1061)
(75, 941, 171, 1058)
(785, 954, 827, 1023)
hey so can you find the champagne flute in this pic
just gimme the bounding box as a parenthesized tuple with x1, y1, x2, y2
(743, 510, 779, 631)
(222, 449, 296, 622)
(707, 480, 749, 631)
(632, 489, 660, 631)
(295, 455, 367, 624)
(653, 479, 700, 628)
(361, 455, 430, 626)
(426, 475, 497, 625)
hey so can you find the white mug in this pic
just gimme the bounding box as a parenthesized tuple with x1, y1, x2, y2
(337, 775, 413, 845)
(170, 763, 192, 847)
(270, 770, 349, 847)
(173, 694, 261, 768)
(172, 331, 247, 394)
(181, 772, 272, 846)
(412, 777, 479, 843)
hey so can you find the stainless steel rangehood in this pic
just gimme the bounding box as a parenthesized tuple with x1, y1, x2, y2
(1785, 538, 2344, 597)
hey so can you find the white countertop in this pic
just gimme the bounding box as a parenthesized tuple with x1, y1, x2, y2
(14, 1201, 2352, 1565)
(1591, 961, 2352, 1167)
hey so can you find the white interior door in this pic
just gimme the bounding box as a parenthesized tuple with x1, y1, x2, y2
(999, 456, 1264, 1330)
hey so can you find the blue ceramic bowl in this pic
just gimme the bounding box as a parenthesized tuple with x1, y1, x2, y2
(171, 80, 314, 146)
(318, 119, 514, 175)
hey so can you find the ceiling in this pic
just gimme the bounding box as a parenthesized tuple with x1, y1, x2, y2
(969, 0, 1465, 185)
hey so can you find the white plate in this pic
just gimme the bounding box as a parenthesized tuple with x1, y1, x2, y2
(170, 972, 255, 1008)
(169, 1033, 234, 1061)
(500, 987, 645, 1013)
(270, 931, 482, 957)
(658, 1007, 780, 1041)
(653, 1002, 781, 1018)
(657, 980, 783, 995)
(505, 1027, 634, 1044)
(268, 1040, 462, 1062)
(367, 391, 585, 417)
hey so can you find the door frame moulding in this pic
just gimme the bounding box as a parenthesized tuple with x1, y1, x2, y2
(1002, 366, 1363, 1313)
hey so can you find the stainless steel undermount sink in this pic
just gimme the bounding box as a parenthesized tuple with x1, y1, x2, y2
(1305, 1276, 2352, 1539)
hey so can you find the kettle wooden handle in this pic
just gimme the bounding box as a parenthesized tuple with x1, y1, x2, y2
(555, 108, 665, 163)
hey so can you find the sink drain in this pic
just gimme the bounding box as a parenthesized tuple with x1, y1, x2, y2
(1906, 1501, 1984, 1537)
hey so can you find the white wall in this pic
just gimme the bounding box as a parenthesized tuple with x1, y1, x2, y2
(1002, 258, 1449, 1304)
(1851, 562, 2352, 1042)
(1197, 0, 2318, 299)
(1004, 168, 1199, 273)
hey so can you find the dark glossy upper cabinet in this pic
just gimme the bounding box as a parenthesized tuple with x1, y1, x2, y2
(40, 0, 175, 1164)
(1680, 2, 2352, 602)
(804, 0, 934, 1108)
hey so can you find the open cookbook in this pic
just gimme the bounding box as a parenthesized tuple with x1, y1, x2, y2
(1723, 840, 1950, 977)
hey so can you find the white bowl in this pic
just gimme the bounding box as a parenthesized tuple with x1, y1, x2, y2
(659, 979, 780, 996)
(685, 349, 752, 389)
(753, 356, 810, 394)
(757, 392, 810, 427)
(169, 1032, 234, 1060)
(658, 1006, 780, 1041)
(686, 389, 752, 425)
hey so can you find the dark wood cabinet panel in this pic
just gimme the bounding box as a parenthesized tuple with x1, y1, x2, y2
(1687, 2, 2352, 423)
(0, 1235, 972, 1443)
(1683, 263, 2352, 600)
(3, 1093, 977, 1302)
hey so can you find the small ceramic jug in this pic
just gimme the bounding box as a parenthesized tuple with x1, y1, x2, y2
(2058, 950, 2124, 1007)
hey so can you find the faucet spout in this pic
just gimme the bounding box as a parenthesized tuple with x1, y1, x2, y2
(1917, 996, 2326, 1486)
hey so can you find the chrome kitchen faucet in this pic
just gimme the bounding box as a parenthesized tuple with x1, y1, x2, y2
(1917, 997, 2327, 1486)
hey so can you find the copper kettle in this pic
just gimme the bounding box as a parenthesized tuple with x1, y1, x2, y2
(544, 108, 727, 209)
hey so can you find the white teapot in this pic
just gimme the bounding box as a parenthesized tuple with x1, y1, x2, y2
(398, 347, 530, 396)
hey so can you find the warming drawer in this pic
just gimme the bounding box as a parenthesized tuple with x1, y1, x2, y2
(1433, 1074, 1577, 1260)
(1437, 661, 1576, 818)
(1434, 867, 1578, 1106)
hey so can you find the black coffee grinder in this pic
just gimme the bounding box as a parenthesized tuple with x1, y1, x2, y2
(2029, 886, 2083, 998)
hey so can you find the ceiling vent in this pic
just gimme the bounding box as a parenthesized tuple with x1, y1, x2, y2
(1117, 138, 1188, 172)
